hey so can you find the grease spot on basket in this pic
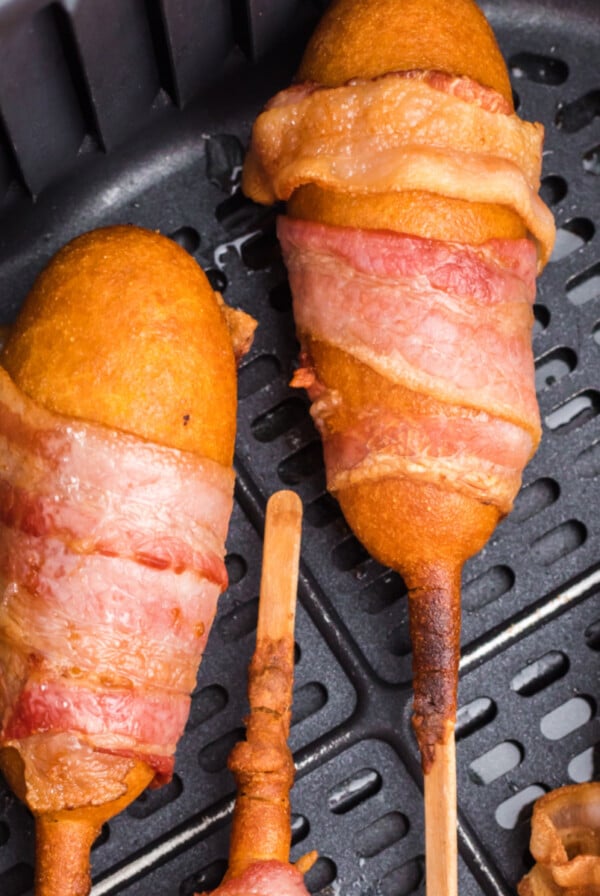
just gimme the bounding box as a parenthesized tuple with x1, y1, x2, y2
(545, 393, 600, 433)
(292, 682, 328, 725)
(128, 774, 182, 819)
(512, 477, 560, 522)
(540, 696, 594, 740)
(380, 856, 424, 896)
(328, 768, 382, 815)
(456, 697, 497, 740)
(530, 520, 587, 565)
(556, 89, 600, 133)
(510, 52, 569, 85)
(355, 811, 409, 858)
(511, 650, 569, 696)
(495, 785, 545, 830)
(469, 741, 523, 786)
(238, 353, 281, 399)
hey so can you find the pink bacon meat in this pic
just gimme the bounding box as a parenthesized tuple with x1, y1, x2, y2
(0, 366, 234, 783)
(199, 861, 310, 896)
(279, 216, 540, 515)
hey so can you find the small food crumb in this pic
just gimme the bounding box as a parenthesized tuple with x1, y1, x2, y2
(183, 414, 190, 426)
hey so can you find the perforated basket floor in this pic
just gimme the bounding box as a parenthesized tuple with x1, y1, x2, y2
(0, 2, 598, 895)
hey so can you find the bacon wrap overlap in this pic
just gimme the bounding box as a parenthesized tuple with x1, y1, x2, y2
(0, 366, 234, 791)
(243, 70, 555, 269)
(280, 216, 540, 515)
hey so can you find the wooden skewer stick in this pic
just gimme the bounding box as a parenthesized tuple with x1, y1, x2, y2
(225, 490, 304, 880)
(424, 731, 458, 896)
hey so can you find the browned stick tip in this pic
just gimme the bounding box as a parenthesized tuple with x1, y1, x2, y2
(424, 730, 458, 896)
(35, 814, 98, 896)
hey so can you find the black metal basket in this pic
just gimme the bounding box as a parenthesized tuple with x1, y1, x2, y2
(0, 2, 598, 894)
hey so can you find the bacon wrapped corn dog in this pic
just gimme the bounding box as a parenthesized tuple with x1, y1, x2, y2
(197, 491, 315, 896)
(0, 225, 255, 896)
(243, 0, 555, 890)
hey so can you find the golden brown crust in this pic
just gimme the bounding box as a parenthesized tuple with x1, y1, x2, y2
(1, 225, 237, 465)
(297, 0, 513, 102)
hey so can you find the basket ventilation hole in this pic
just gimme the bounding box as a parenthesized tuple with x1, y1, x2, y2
(567, 262, 600, 306)
(92, 823, 109, 850)
(291, 813, 310, 846)
(355, 811, 409, 859)
(238, 354, 282, 400)
(594, 322, 600, 345)
(305, 492, 340, 528)
(188, 684, 228, 731)
(540, 696, 594, 740)
(530, 520, 587, 565)
(550, 219, 594, 262)
(205, 134, 244, 193)
(270, 281, 293, 312)
(180, 859, 228, 896)
(545, 394, 600, 434)
(495, 785, 545, 831)
(583, 145, 600, 175)
(198, 727, 245, 773)
(540, 175, 567, 206)
(361, 572, 406, 615)
(511, 477, 560, 523)
(510, 650, 569, 696)
(251, 397, 309, 442)
(168, 226, 200, 254)
(533, 304, 551, 336)
(568, 747, 596, 783)
(225, 553, 247, 586)
(468, 741, 523, 786)
(584, 617, 600, 650)
(241, 230, 281, 271)
(386, 620, 411, 658)
(332, 535, 370, 572)
(218, 596, 258, 642)
(205, 268, 228, 292)
(278, 441, 324, 486)
(304, 856, 337, 893)
(328, 768, 382, 815)
(556, 90, 600, 133)
(535, 347, 578, 391)
(380, 856, 424, 896)
(127, 774, 182, 819)
(463, 564, 514, 612)
(510, 52, 569, 86)
(292, 682, 327, 726)
(216, 190, 267, 233)
(0, 862, 33, 896)
(455, 697, 497, 740)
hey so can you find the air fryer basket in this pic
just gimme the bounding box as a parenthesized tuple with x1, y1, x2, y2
(0, 1, 598, 895)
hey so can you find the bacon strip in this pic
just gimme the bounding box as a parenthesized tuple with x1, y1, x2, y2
(199, 861, 310, 896)
(0, 367, 234, 782)
(279, 217, 539, 513)
(243, 71, 555, 267)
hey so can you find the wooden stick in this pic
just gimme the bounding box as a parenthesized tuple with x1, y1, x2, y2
(424, 731, 458, 896)
(225, 490, 303, 879)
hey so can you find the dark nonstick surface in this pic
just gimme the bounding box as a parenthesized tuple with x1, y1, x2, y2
(0, 2, 598, 895)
